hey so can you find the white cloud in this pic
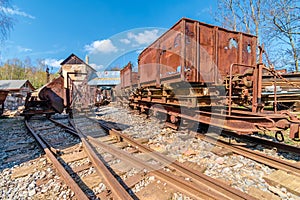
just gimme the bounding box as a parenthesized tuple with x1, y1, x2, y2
(0, 6, 35, 19)
(120, 38, 131, 44)
(17, 46, 32, 53)
(85, 39, 118, 54)
(136, 49, 144, 54)
(43, 58, 64, 68)
(89, 63, 105, 71)
(127, 29, 160, 45)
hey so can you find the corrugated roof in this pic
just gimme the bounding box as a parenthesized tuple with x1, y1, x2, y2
(88, 71, 120, 86)
(0, 80, 32, 90)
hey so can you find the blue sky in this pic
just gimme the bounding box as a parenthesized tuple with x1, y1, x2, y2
(0, 0, 217, 73)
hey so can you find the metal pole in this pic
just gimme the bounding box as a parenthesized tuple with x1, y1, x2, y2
(257, 46, 264, 112)
(274, 75, 277, 113)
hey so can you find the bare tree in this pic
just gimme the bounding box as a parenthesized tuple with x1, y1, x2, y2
(215, 0, 239, 31)
(215, 0, 266, 46)
(215, 0, 300, 72)
(0, 0, 14, 41)
(267, 0, 299, 71)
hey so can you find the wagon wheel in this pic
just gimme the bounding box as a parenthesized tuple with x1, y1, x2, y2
(275, 131, 284, 142)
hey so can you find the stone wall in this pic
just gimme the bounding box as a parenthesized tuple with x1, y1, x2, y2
(4, 93, 26, 111)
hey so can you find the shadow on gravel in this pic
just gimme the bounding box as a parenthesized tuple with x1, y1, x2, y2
(97, 119, 131, 131)
(0, 117, 45, 172)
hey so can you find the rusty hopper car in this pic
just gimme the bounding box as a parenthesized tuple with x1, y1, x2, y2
(126, 18, 300, 140)
(120, 62, 138, 90)
(138, 18, 257, 108)
(0, 90, 9, 115)
(22, 76, 66, 118)
(118, 62, 138, 103)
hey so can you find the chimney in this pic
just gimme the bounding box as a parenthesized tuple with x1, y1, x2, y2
(85, 55, 89, 64)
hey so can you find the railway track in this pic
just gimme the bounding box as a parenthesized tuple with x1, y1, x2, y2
(221, 130, 300, 154)
(74, 113, 260, 199)
(97, 110, 300, 176)
(194, 133, 300, 176)
(95, 105, 300, 199)
(0, 118, 42, 171)
(25, 115, 133, 200)
(23, 108, 300, 199)
(53, 113, 257, 200)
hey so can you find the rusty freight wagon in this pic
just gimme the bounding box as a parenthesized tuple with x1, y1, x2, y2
(137, 18, 257, 108)
(120, 62, 138, 90)
(118, 62, 138, 104)
(22, 76, 66, 119)
(125, 18, 300, 140)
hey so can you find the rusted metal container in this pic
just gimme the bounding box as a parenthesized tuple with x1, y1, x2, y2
(120, 62, 138, 89)
(138, 18, 257, 86)
(38, 76, 65, 113)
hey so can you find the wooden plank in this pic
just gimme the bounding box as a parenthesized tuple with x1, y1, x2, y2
(60, 151, 87, 163)
(5, 144, 32, 152)
(60, 144, 82, 154)
(263, 170, 300, 196)
(248, 186, 280, 200)
(211, 146, 233, 156)
(11, 163, 38, 179)
(72, 162, 92, 173)
(182, 161, 206, 173)
(97, 135, 115, 142)
(36, 177, 50, 187)
(4, 153, 32, 163)
(135, 153, 153, 162)
(124, 173, 145, 188)
(113, 142, 129, 149)
(135, 179, 175, 200)
(81, 173, 102, 188)
(135, 138, 149, 144)
(110, 161, 133, 175)
(97, 191, 113, 199)
(125, 147, 139, 154)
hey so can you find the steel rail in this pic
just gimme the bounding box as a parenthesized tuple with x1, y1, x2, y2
(68, 119, 134, 200)
(53, 118, 222, 199)
(221, 130, 300, 155)
(195, 133, 300, 176)
(25, 120, 89, 200)
(99, 115, 300, 176)
(87, 134, 228, 200)
(97, 121, 257, 200)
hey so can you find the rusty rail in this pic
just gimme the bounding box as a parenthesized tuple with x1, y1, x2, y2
(96, 120, 257, 200)
(25, 120, 89, 200)
(88, 135, 226, 200)
(68, 119, 134, 200)
(222, 131, 300, 154)
(54, 117, 229, 199)
(195, 133, 300, 177)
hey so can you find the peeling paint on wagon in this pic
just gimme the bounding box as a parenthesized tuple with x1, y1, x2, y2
(138, 17, 257, 86)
